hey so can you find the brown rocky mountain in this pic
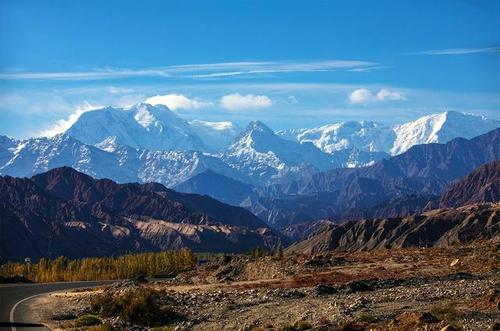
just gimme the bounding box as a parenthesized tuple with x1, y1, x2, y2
(279, 219, 336, 242)
(440, 160, 500, 208)
(0, 167, 282, 262)
(285, 204, 500, 255)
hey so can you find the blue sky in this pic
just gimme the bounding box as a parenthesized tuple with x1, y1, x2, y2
(1, 0, 499, 138)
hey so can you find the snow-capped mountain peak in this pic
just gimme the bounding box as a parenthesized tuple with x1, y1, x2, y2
(66, 103, 207, 152)
(230, 121, 284, 154)
(391, 110, 500, 154)
(246, 120, 274, 134)
(222, 120, 341, 184)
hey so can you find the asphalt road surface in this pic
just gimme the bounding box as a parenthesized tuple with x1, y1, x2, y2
(0, 280, 115, 331)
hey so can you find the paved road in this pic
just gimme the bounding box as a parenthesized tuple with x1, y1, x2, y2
(0, 281, 115, 330)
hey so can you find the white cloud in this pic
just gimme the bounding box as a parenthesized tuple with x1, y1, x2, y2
(376, 89, 406, 101)
(39, 101, 101, 137)
(349, 88, 406, 104)
(220, 93, 272, 110)
(144, 94, 212, 110)
(415, 46, 500, 55)
(349, 88, 373, 104)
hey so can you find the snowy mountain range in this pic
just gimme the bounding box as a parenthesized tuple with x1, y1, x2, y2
(277, 111, 500, 156)
(0, 103, 498, 188)
(0, 134, 244, 187)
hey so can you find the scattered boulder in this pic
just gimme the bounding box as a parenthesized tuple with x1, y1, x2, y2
(314, 284, 337, 296)
(340, 280, 375, 293)
(277, 288, 306, 299)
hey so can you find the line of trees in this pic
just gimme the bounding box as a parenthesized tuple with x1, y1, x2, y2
(0, 249, 197, 282)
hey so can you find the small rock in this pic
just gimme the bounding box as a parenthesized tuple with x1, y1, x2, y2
(440, 325, 457, 331)
(450, 259, 460, 267)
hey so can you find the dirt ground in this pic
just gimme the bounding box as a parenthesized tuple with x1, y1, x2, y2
(33, 242, 500, 331)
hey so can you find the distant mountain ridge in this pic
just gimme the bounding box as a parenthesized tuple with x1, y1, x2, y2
(285, 203, 500, 255)
(0, 167, 282, 261)
(440, 160, 500, 208)
(279, 160, 500, 242)
(249, 128, 500, 227)
(173, 169, 257, 206)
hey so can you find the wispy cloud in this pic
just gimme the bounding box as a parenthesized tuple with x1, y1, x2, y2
(0, 60, 378, 81)
(414, 46, 500, 55)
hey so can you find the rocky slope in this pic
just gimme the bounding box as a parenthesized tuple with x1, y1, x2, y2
(440, 160, 500, 208)
(279, 219, 336, 242)
(0, 167, 281, 261)
(285, 203, 500, 255)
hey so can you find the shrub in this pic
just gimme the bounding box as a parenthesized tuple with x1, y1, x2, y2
(280, 321, 312, 331)
(51, 311, 76, 321)
(91, 288, 182, 327)
(294, 320, 312, 330)
(73, 314, 101, 327)
(355, 312, 378, 323)
(339, 322, 367, 331)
